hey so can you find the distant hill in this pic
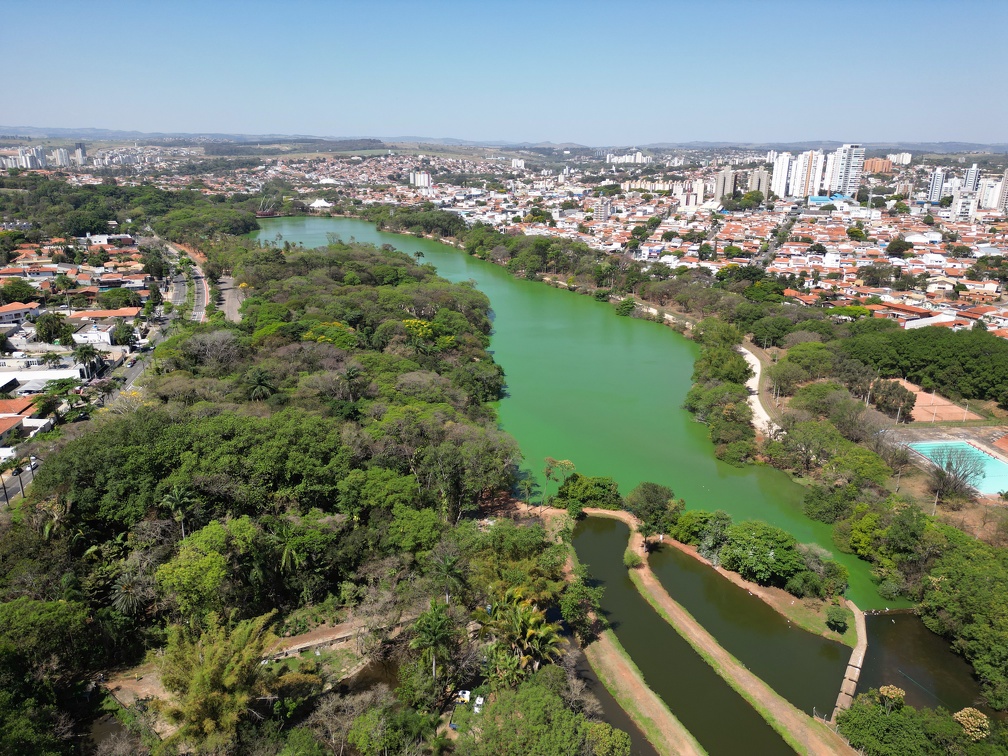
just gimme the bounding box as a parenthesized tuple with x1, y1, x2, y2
(0, 126, 1005, 154)
(641, 140, 1008, 154)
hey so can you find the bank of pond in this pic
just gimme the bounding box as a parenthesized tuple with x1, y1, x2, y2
(252, 216, 993, 749)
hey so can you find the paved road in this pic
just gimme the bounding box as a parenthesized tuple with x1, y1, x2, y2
(217, 276, 241, 322)
(0, 464, 35, 508)
(191, 270, 208, 323)
(170, 273, 187, 309)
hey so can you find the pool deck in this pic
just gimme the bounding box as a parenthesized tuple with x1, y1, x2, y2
(895, 425, 1008, 498)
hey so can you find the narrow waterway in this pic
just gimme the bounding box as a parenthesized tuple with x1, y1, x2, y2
(253, 216, 885, 609)
(649, 545, 848, 717)
(573, 516, 793, 755)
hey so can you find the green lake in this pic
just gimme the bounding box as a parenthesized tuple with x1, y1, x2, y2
(254, 215, 886, 608)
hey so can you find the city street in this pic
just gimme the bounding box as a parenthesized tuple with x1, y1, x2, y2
(0, 463, 35, 509)
(191, 270, 208, 323)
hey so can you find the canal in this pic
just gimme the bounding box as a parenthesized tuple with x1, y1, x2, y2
(573, 516, 793, 754)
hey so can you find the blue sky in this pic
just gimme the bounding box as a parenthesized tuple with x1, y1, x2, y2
(7, 0, 1007, 145)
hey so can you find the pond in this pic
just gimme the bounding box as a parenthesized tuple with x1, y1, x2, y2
(573, 516, 793, 755)
(648, 544, 848, 717)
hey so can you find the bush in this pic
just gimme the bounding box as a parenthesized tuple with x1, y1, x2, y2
(623, 549, 643, 569)
(614, 298, 636, 316)
(826, 605, 849, 633)
(785, 570, 824, 599)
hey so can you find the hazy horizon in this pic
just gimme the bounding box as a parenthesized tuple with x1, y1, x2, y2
(9, 0, 1008, 145)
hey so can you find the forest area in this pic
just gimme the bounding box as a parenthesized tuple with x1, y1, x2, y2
(1, 230, 634, 755)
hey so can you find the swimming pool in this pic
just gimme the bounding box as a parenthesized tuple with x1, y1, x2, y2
(910, 441, 1008, 496)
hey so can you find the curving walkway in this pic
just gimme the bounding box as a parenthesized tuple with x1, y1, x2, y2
(739, 345, 778, 435)
(577, 507, 854, 755)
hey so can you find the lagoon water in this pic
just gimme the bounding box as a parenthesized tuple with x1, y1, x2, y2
(253, 216, 990, 739)
(255, 216, 885, 609)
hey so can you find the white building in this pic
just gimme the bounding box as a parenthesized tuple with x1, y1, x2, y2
(927, 168, 946, 204)
(749, 168, 770, 196)
(714, 168, 735, 200)
(951, 190, 979, 222)
(887, 152, 912, 165)
(964, 163, 981, 192)
(790, 150, 826, 198)
(828, 144, 865, 196)
(770, 152, 793, 198)
(511, 159, 525, 170)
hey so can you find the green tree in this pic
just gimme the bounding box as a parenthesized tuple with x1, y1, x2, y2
(160, 611, 278, 751)
(624, 481, 684, 541)
(111, 319, 135, 346)
(245, 366, 276, 401)
(720, 520, 805, 586)
(34, 313, 75, 345)
(409, 599, 456, 685)
(456, 679, 587, 756)
(425, 548, 466, 606)
(1, 278, 40, 304)
(161, 484, 197, 539)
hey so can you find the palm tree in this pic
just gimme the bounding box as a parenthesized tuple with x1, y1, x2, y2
(520, 610, 564, 672)
(162, 485, 196, 539)
(72, 343, 100, 366)
(427, 550, 465, 606)
(111, 572, 152, 616)
(410, 599, 455, 683)
(245, 366, 276, 401)
(477, 588, 565, 672)
(271, 522, 305, 574)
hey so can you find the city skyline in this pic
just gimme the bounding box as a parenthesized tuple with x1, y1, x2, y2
(8, 0, 1008, 145)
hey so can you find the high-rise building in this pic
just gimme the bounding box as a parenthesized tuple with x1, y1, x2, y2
(828, 144, 865, 196)
(964, 163, 981, 192)
(951, 190, 978, 222)
(927, 168, 946, 203)
(887, 152, 912, 166)
(73, 142, 87, 167)
(50, 148, 70, 167)
(770, 152, 792, 198)
(409, 171, 432, 187)
(749, 168, 770, 197)
(997, 169, 1008, 212)
(790, 150, 826, 198)
(511, 158, 525, 170)
(714, 167, 736, 201)
(593, 198, 611, 222)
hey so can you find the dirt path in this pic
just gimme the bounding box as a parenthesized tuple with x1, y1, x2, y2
(739, 343, 779, 435)
(579, 507, 854, 755)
